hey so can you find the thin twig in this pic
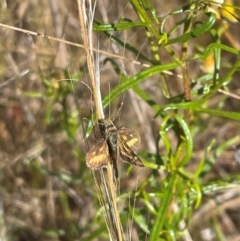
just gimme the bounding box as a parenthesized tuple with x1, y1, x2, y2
(77, 1, 123, 240)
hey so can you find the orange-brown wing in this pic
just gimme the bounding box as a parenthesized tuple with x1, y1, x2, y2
(118, 127, 140, 152)
(86, 139, 109, 170)
(119, 136, 144, 167)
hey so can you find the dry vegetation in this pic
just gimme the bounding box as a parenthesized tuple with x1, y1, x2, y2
(0, 0, 240, 241)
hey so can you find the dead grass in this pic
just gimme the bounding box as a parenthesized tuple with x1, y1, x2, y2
(0, 0, 240, 241)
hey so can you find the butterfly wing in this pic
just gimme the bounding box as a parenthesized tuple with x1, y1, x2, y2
(118, 127, 140, 152)
(86, 139, 109, 169)
(119, 135, 144, 167)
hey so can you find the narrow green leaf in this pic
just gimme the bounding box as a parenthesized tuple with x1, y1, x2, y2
(195, 108, 240, 121)
(175, 114, 193, 167)
(103, 62, 180, 109)
(149, 174, 177, 241)
(93, 20, 147, 31)
(166, 12, 216, 45)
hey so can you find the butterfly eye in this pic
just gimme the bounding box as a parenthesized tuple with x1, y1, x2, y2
(102, 124, 107, 132)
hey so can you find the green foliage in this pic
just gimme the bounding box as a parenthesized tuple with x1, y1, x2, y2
(2, 1, 240, 240)
(90, 1, 240, 240)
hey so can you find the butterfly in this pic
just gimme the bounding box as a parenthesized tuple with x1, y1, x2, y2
(86, 118, 144, 178)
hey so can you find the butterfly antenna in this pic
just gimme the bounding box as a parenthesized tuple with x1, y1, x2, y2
(113, 99, 124, 122)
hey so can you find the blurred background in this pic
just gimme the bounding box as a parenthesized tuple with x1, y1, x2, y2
(0, 0, 240, 240)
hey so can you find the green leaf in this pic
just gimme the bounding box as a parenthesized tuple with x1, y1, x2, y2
(103, 62, 180, 109)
